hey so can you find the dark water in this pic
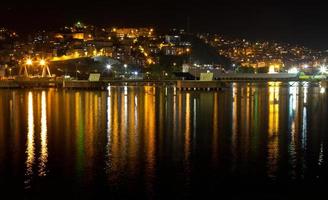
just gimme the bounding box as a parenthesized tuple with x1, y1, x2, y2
(1, 82, 328, 199)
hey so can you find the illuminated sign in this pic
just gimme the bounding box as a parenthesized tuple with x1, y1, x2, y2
(88, 73, 100, 82)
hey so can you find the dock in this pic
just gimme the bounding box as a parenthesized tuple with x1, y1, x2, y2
(0, 79, 176, 90)
(0, 74, 327, 91)
(214, 73, 299, 81)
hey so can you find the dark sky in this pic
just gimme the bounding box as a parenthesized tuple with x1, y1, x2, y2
(1, 0, 328, 49)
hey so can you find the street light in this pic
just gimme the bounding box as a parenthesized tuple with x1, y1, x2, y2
(40, 59, 46, 66)
(39, 59, 51, 77)
(104, 64, 113, 80)
(19, 58, 32, 76)
(26, 59, 33, 66)
(123, 64, 128, 76)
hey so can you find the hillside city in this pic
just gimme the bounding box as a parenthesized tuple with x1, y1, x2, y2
(1, 22, 327, 80)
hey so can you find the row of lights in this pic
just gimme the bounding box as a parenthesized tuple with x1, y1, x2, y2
(106, 63, 139, 76)
(25, 58, 47, 66)
(287, 66, 327, 74)
(106, 64, 128, 70)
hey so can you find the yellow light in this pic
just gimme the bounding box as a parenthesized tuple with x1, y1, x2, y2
(26, 59, 33, 65)
(147, 58, 154, 64)
(268, 65, 277, 74)
(40, 59, 46, 66)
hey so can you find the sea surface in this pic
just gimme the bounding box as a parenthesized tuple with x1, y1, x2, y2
(0, 82, 328, 199)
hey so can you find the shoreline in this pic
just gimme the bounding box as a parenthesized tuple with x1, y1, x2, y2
(0, 78, 326, 90)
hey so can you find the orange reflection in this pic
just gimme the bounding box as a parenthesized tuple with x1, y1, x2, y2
(39, 91, 48, 176)
(25, 92, 35, 187)
(267, 82, 280, 178)
(185, 93, 191, 160)
(111, 89, 119, 175)
(128, 89, 137, 174)
(85, 92, 95, 162)
(144, 86, 156, 198)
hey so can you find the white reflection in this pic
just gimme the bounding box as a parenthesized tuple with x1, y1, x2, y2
(39, 91, 48, 176)
(25, 92, 35, 187)
(124, 86, 128, 96)
(288, 83, 298, 179)
(288, 82, 298, 147)
(301, 106, 307, 149)
(303, 82, 308, 104)
(318, 143, 324, 166)
(289, 82, 298, 113)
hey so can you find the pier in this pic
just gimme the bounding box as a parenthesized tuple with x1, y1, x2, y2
(0, 73, 326, 90)
(0, 78, 176, 90)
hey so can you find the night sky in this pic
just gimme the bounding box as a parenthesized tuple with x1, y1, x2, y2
(1, 0, 328, 49)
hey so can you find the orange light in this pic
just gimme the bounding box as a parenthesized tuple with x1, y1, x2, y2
(26, 59, 33, 65)
(40, 59, 46, 66)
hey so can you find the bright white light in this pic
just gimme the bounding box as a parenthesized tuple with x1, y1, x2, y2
(124, 64, 127, 68)
(303, 64, 309, 69)
(319, 66, 327, 74)
(320, 87, 325, 94)
(106, 64, 111, 70)
(134, 71, 138, 75)
(288, 67, 299, 74)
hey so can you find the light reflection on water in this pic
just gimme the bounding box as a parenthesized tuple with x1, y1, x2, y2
(39, 91, 48, 176)
(0, 83, 328, 197)
(267, 82, 280, 178)
(25, 92, 35, 188)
